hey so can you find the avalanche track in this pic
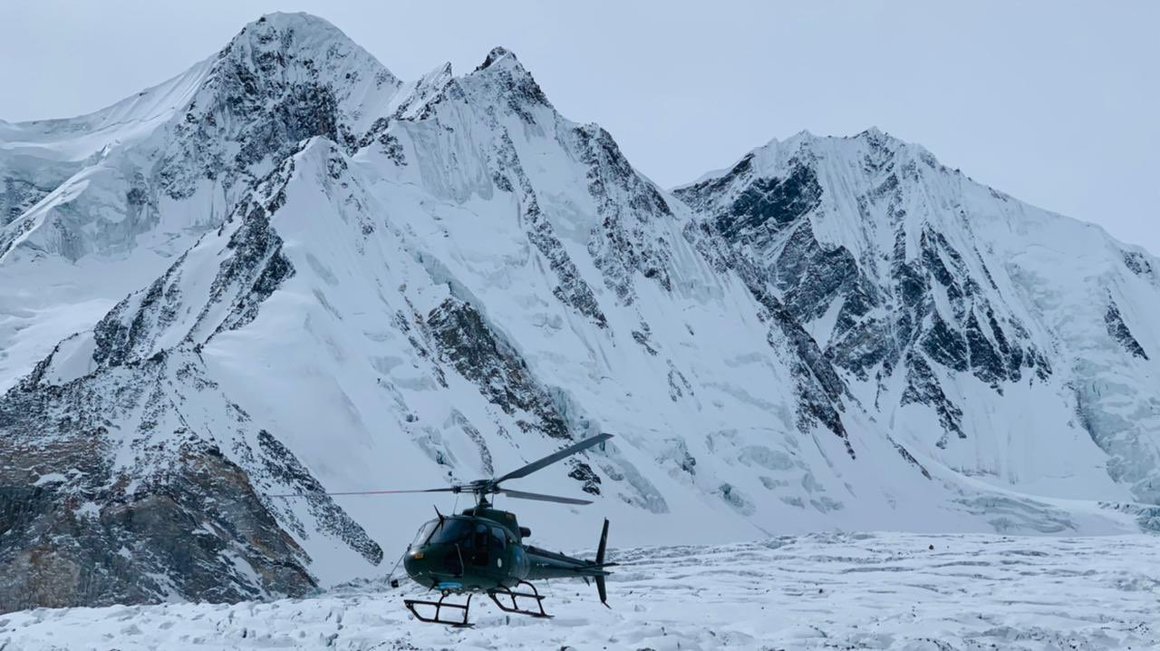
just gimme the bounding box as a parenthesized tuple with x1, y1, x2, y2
(2, 532, 1158, 650)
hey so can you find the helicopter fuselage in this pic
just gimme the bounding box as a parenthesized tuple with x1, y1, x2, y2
(403, 507, 609, 593)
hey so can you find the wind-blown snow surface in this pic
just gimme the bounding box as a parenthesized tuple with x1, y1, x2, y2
(3, 533, 1160, 650)
(2, 12, 1160, 611)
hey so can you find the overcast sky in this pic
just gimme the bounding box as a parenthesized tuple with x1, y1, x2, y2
(3, 1, 1157, 252)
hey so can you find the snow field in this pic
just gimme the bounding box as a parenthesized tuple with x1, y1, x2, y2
(2, 532, 1158, 650)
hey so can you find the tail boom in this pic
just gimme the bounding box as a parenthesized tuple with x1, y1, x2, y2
(521, 518, 612, 607)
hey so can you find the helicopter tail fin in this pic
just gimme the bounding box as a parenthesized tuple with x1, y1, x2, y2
(595, 518, 610, 607)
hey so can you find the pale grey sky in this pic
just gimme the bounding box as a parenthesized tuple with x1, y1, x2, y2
(3, 1, 1157, 252)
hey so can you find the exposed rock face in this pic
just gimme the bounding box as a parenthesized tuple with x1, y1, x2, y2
(491, 130, 608, 328)
(0, 137, 383, 612)
(3, 14, 1160, 615)
(0, 353, 318, 612)
(675, 128, 1160, 510)
(158, 13, 399, 200)
(1105, 300, 1148, 360)
(426, 297, 570, 440)
(674, 131, 1054, 452)
(0, 12, 400, 265)
(575, 125, 677, 303)
(1, 178, 48, 227)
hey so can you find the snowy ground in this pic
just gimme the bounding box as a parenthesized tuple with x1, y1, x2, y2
(2, 532, 1158, 650)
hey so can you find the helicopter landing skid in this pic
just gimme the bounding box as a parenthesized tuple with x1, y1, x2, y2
(403, 592, 473, 627)
(487, 580, 552, 618)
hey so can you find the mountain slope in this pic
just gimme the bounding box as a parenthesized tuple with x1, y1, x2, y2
(674, 128, 1160, 506)
(0, 12, 401, 392)
(1, 15, 1155, 613)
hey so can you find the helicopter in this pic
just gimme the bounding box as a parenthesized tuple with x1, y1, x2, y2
(283, 433, 616, 626)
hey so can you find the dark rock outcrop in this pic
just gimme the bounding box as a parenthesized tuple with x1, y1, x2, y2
(0, 355, 323, 614)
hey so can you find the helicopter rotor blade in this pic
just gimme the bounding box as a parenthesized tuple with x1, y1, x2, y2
(499, 488, 594, 505)
(267, 487, 460, 498)
(268, 433, 613, 501)
(492, 433, 612, 485)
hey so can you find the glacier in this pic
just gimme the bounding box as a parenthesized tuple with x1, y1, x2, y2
(3, 532, 1159, 650)
(1, 12, 1159, 614)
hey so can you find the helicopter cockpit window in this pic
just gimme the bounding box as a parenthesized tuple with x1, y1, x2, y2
(413, 518, 473, 547)
(410, 520, 439, 548)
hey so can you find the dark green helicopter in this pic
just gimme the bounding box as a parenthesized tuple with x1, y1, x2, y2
(301, 433, 615, 626)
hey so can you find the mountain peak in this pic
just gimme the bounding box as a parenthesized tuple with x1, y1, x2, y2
(228, 12, 346, 59)
(237, 12, 350, 45)
(251, 11, 340, 29)
(201, 12, 401, 138)
(849, 126, 910, 149)
(779, 126, 907, 150)
(478, 46, 519, 71)
(734, 127, 932, 179)
(216, 12, 399, 97)
(464, 45, 552, 113)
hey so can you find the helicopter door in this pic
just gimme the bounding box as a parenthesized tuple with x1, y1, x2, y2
(489, 526, 507, 568)
(468, 523, 490, 566)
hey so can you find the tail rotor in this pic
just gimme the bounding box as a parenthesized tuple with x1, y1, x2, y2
(595, 518, 610, 607)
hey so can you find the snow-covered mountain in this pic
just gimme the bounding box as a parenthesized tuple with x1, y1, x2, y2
(0, 12, 400, 392)
(1, 12, 1157, 613)
(675, 129, 1160, 507)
